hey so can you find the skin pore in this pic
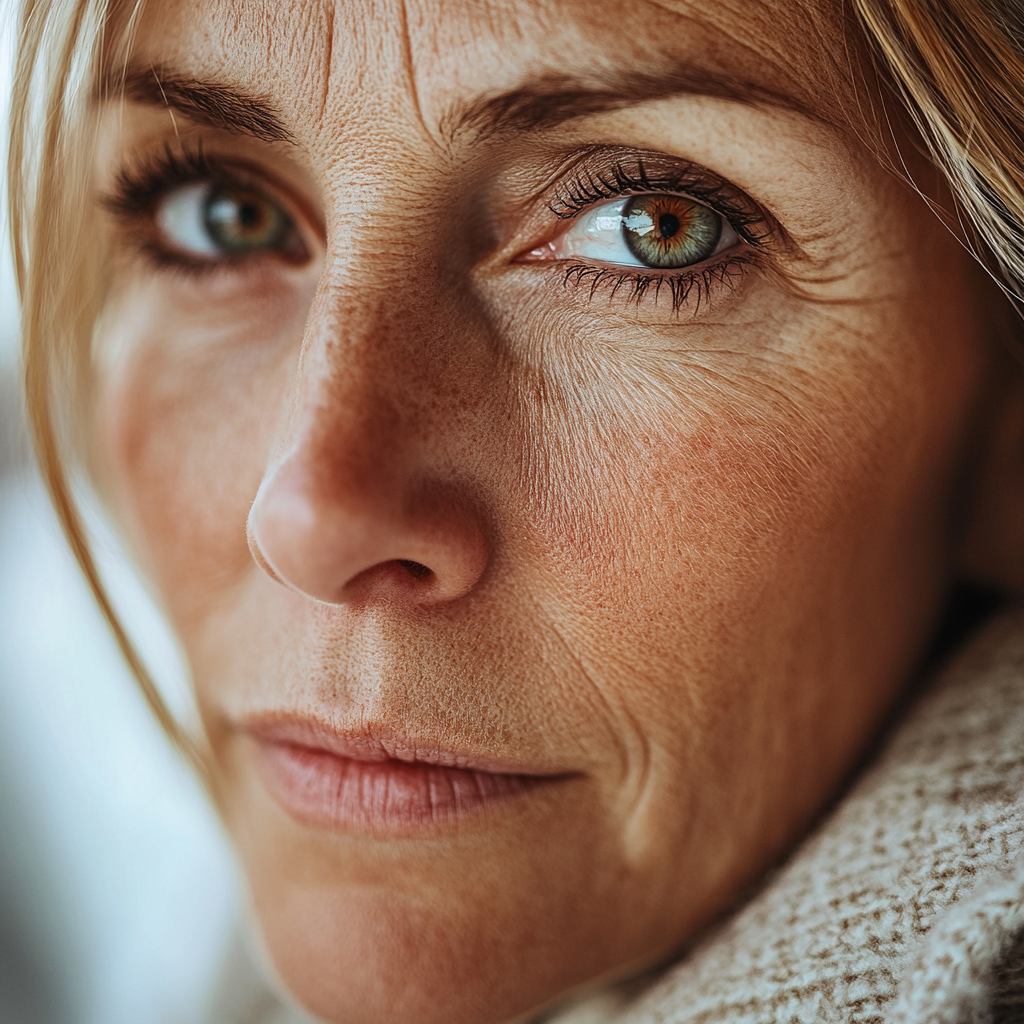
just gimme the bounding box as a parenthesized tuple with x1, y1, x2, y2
(91, 1, 1007, 1022)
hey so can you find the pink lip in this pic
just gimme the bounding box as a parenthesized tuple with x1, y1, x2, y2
(247, 719, 565, 833)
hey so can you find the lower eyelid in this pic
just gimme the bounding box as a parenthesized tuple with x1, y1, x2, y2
(556, 251, 759, 315)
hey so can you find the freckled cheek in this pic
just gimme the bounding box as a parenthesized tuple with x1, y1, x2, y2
(97, 304, 300, 631)
(520, 384, 916, 678)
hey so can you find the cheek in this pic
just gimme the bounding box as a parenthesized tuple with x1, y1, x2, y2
(97, 275, 307, 629)
(511, 257, 980, 611)
(500, 279, 985, 843)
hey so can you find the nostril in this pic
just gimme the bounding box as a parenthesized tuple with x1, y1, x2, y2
(397, 559, 433, 581)
(337, 558, 439, 603)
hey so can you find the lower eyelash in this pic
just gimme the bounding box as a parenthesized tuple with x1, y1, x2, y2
(130, 237, 258, 277)
(561, 254, 757, 315)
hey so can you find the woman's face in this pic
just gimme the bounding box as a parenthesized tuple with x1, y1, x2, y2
(94, 1, 998, 1021)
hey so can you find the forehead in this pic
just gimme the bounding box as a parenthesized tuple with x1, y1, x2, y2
(124, 0, 857, 140)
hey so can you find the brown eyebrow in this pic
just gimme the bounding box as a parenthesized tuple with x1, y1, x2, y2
(103, 65, 294, 144)
(443, 67, 815, 142)
(105, 61, 816, 149)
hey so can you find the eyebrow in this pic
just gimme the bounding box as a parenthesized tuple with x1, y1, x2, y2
(104, 65, 294, 144)
(105, 60, 817, 148)
(443, 66, 816, 141)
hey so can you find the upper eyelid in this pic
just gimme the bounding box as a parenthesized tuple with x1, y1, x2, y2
(106, 151, 256, 206)
(103, 148, 260, 213)
(556, 186, 754, 231)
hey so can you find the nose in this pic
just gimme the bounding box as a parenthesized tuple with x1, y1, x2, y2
(248, 460, 488, 605)
(247, 296, 490, 608)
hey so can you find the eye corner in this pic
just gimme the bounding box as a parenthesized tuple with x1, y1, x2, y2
(514, 239, 561, 264)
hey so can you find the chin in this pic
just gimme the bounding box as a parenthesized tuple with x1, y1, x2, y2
(225, 752, 675, 1024)
(259, 889, 546, 1024)
(246, 863, 630, 1024)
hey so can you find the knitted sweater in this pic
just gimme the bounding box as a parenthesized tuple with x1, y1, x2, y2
(213, 609, 1024, 1024)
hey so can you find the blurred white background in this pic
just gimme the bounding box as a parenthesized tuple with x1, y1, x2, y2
(0, 4, 241, 1022)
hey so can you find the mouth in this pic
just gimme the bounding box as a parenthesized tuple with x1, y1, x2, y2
(247, 718, 567, 834)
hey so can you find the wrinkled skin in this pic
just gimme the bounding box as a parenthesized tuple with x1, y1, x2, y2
(93, 1, 1016, 1022)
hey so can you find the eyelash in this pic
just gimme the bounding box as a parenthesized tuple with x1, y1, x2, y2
(103, 146, 770, 311)
(548, 157, 771, 313)
(560, 257, 755, 315)
(105, 142, 218, 216)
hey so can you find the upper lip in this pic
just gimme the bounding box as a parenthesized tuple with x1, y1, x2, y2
(243, 715, 571, 777)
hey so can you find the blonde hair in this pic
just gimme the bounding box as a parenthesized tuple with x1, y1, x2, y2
(7, 0, 1024, 757)
(7, 0, 203, 765)
(854, 0, 1024, 303)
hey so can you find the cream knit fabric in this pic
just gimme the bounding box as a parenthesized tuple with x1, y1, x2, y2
(549, 608, 1024, 1024)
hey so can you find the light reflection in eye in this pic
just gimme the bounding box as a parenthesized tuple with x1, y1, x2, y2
(533, 194, 739, 271)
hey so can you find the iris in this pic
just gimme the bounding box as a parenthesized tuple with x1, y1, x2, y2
(204, 185, 290, 254)
(621, 195, 722, 269)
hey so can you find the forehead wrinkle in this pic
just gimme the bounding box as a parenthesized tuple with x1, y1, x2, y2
(311, 0, 336, 133)
(119, 0, 334, 128)
(304, 0, 454, 161)
(648, 0, 876, 133)
(125, 0, 423, 166)
(642, 0, 863, 122)
(120, 0, 878, 165)
(402, 0, 864, 150)
(397, 0, 438, 153)
(644, 0, 845, 64)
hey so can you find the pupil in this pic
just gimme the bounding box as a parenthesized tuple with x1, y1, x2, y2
(239, 203, 263, 230)
(658, 213, 680, 239)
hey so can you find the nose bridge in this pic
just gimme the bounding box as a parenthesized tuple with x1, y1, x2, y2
(288, 263, 428, 489)
(289, 130, 468, 444)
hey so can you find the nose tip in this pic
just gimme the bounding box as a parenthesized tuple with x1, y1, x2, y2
(246, 460, 489, 606)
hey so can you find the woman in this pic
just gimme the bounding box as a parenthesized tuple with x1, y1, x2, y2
(8, 0, 1024, 1021)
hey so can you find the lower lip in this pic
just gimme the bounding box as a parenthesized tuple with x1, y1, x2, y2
(255, 740, 550, 833)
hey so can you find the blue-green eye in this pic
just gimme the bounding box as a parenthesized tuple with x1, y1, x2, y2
(543, 193, 739, 270)
(620, 194, 723, 269)
(156, 181, 302, 259)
